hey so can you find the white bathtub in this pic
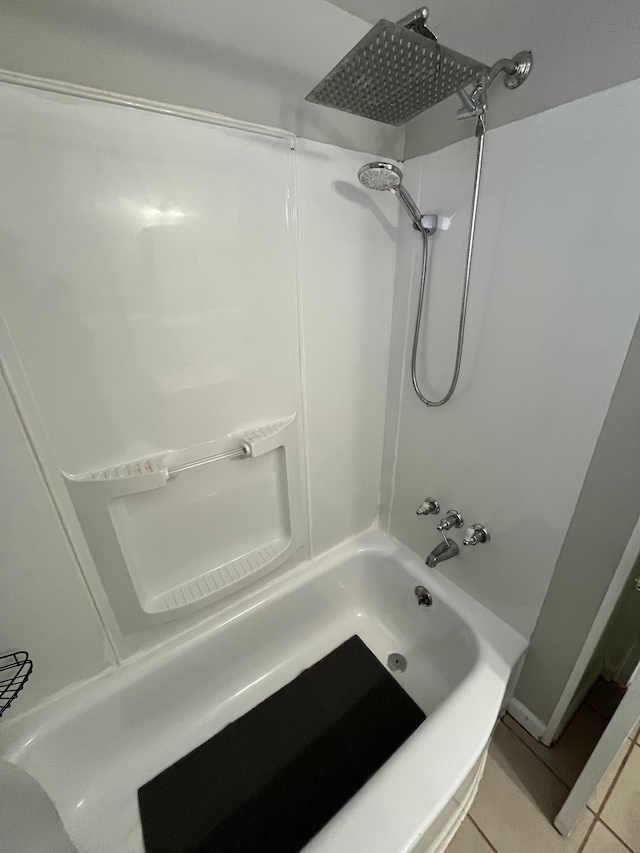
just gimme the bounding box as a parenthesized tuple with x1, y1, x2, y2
(2, 530, 527, 853)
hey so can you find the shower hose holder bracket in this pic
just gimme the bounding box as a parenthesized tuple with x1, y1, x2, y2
(414, 214, 451, 234)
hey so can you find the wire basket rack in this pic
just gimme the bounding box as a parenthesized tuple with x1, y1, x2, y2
(0, 651, 33, 717)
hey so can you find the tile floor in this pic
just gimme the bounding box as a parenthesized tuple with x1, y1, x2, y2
(447, 680, 640, 853)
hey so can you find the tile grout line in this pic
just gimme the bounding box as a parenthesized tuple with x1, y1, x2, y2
(594, 739, 636, 819)
(478, 717, 638, 853)
(468, 813, 500, 853)
(506, 714, 639, 853)
(598, 818, 637, 853)
(502, 717, 599, 851)
(503, 719, 571, 792)
(576, 738, 638, 853)
(576, 814, 598, 853)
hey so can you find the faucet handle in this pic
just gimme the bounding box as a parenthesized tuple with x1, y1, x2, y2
(437, 510, 464, 532)
(417, 497, 440, 516)
(463, 524, 490, 546)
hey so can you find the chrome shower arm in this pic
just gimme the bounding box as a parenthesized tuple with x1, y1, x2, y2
(456, 51, 532, 121)
(486, 57, 517, 88)
(484, 52, 534, 93)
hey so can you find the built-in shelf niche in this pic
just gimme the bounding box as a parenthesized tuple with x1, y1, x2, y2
(64, 417, 306, 627)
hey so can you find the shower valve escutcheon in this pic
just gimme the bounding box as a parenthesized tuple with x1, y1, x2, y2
(463, 524, 490, 546)
(436, 510, 464, 532)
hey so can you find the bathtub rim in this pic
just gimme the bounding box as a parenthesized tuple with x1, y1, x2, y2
(2, 525, 527, 758)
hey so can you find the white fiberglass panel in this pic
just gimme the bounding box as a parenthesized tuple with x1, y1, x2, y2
(383, 78, 640, 638)
(0, 82, 298, 476)
(110, 448, 290, 610)
(0, 81, 307, 633)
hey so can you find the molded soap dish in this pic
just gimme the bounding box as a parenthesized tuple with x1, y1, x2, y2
(0, 651, 33, 717)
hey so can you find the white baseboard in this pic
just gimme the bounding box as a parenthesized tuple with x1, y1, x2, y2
(506, 697, 547, 741)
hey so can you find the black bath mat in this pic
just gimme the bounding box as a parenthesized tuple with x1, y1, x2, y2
(138, 635, 425, 853)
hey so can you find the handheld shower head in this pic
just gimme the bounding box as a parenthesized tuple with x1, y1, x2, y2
(358, 162, 402, 191)
(358, 161, 424, 226)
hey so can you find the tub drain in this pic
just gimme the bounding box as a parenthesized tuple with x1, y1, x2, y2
(387, 653, 407, 673)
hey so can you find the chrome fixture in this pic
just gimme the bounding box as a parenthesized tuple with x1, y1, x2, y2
(437, 510, 464, 532)
(463, 524, 491, 546)
(412, 118, 485, 406)
(424, 509, 464, 567)
(168, 444, 248, 476)
(358, 163, 450, 234)
(426, 535, 459, 568)
(414, 585, 433, 607)
(306, 6, 532, 127)
(309, 7, 532, 406)
(306, 8, 489, 126)
(357, 118, 486, 406)
(357, 163, 436, 231)
(396, 7, 438, 41)
(423, 508, 491, 564)
(416, 496, 440, 516)
(455, 52, 533, 121)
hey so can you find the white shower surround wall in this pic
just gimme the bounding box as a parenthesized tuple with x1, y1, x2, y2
(0, 78, 398, 706)
(4, 64, 640, 853)
(0, 76, 527, 853)
(0, 79, 313, 644)
(382, 76, 640, 640)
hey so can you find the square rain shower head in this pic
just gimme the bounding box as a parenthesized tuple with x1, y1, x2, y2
(306, 20, 489, 126)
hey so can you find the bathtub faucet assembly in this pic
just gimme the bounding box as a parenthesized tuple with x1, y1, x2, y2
(417, 498, 490, 567)
(426, 509, 464, 567)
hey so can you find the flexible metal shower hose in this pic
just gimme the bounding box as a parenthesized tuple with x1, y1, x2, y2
(411, 117, 486, 407)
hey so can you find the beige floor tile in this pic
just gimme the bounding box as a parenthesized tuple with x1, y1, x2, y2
(582, 821, 632, 853)
(446, 818, 495, 853)
(470, 723, 594, 852)
(504, 706, 607, 788)
(586, 679, 626, 722)
(589, 738, 633, 813)
(601, 742, 640, 850)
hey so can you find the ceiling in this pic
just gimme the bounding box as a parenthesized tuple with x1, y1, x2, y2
(2, 0, 640, 160)
(327, 0, 640, 157)
(326, 0, 419, 25)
